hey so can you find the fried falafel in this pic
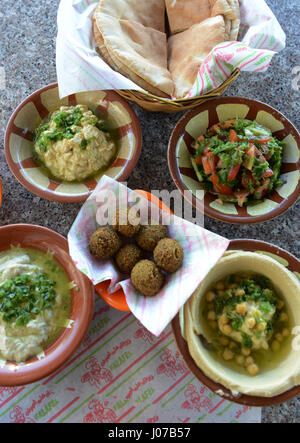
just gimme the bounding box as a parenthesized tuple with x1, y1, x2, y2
(131, 260, 165, 297)
(136, 224, 167, 252)
(89, 226, 122, 259)
(115, 244, 143, 274)
(153, 238, 184, 273)
(112, 207, 141, 238)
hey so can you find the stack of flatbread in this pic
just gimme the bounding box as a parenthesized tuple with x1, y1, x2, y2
(93, 0, 240, 99)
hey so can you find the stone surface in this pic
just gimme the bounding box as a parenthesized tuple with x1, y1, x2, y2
(0, 0, 299, 423)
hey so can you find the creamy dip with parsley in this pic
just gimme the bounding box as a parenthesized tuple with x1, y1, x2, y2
(34, 105, 116, 182)
(0, 248, 71, 363)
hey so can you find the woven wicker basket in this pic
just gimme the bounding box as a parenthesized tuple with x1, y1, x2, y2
(117, 69, 240, 113)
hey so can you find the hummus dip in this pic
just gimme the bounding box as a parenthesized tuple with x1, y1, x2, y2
(183, 251, 300, 397)
(0, 248, 71, 363)
(34, 105, 116, 182)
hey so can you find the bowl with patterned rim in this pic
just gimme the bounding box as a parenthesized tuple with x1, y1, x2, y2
(172, 239, 300, 407)
(0, 224, 95, 386)
(4, 83, 142, 203)
(168, 97, 300, 224)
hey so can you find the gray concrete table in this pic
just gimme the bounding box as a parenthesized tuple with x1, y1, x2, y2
(0, 0, 299, 423)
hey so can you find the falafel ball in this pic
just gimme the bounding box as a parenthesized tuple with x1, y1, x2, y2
(154, 238, 184, 273)
(135, 224, 167, 252)
(112, 208, 141, 238)
(89, 226, 122, 259)
(131, 260, 165, 297)
(115, 244, 143, 274)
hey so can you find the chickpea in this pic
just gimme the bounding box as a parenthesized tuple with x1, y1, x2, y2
(236, 288, 245, 297)
(282, 328, 289, 338)
(216, 281, 225, 291)
(206, 291, 215, 303)
(241, 347, 251, 357)
(245, 317, 256, 329)
(209, 321, 218, 330)
(261, 341, 269, 351)
(229, 341, 237, 350)
(247, 364, 259, 376)
(236, 303, 247, 316)
(245, 356, 254, 366)
(223, 324, 233, 335)
(277, 300, 284, 310)
(275, 333, 283, 343)
(207, 311, 217, 321)
(236, 355, 245, 366)
(272, 340, 280, 352)
(220, 337, 230, 346)
(228, 283, 238, 289)
(223, 348, 234, 361)
(218, 290, 226, 297)
(219, 315, 229, 326)
(257, 322, 266, 331)
(279, 312, 288, 322)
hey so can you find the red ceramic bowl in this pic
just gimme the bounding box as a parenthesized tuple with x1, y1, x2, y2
(95, 189, 173, 311)
(168, 97, 300, 224)
(0, 224, 94, 386)
(172, 239, 300, 407)
(5, 83, 142, 203)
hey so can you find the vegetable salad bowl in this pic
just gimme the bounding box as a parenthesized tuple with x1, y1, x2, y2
(168, 97, 300, 224)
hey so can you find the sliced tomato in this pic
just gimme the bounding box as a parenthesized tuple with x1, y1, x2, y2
(202, 156, 212, 175)
(227, 163, 241, 182)
(217, 157, 223, 168)
(220, 120, 236, 129)
(207, 151, 217, 172)
(194, 155, 203, 165)
(254, 137, 272, 145)
(229, 129, 238, 143)
(234, 190, 249, 207)
(211, 175, 233, 195)
(263, 168, 274, 178)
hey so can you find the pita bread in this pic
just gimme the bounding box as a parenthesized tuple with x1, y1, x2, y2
(165, 0, 211, 34)
(165, 0, 236, 35)
(96, 13, 175, 96)
(92, 8, 118, 70)
(168, 15, 227, 98)
(99, 0, 166, 33)
(93, 10, 171, 97)
(210, 0, 235, 20)
(228, 0, 240, 40)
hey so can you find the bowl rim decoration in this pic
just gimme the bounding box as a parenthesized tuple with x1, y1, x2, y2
(171, 238, 300, 407)
(168, 96, 300, 224)
(0, 224, 95, 387)
(4, 82, 142, 204)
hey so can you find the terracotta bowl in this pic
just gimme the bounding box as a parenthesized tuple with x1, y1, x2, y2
(0, 224, 95, 386)
(95, 189, 173, 311)
(168, 97, 300, 224)
(172, 239, 300, 407)
(5, 83, 142, 203)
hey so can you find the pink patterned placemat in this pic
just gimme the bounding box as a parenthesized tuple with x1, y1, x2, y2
(0, 297, 261, 423)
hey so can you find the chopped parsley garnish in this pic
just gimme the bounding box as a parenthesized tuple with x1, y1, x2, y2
(0, 273, 58, 326)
